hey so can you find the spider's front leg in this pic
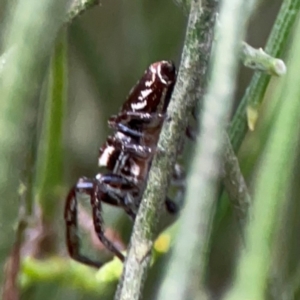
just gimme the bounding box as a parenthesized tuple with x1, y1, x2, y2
(65, 179, 104, 268)
(164, 163, 186, 214)
(104, 136, 154, 160)
(110, 111, 197, 142)
(64, 176, 130, 268)
(108, 111, 165, 139)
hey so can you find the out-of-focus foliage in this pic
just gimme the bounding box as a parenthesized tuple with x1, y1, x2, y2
(2, 0, 300, 299)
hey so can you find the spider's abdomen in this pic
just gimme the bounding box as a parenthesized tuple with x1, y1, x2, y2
(121, 61, 176, 114)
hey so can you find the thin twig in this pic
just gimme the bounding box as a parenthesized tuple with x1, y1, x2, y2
(216, 0, 300, 235)
(2, 185, 28, 300)
(222, 134, 252, 230)
(230, 0, 300, 151)
(240, 42, 286, 76)
(114, 1, 218, 299)
(157, 0, 256, 298)
(176, 0, 253, 236)
(0, 0, 101, 293)
(225, 16, 300, 299)
(0, 0, 68, 287)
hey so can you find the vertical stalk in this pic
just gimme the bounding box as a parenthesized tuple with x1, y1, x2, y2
(114, 1, 218, 299)
(35, 30, 67, 221)
(230, 0, 300, 151)
(157, 0, 256, 299)
(0, 0, 68, 286)
(225, 17, 300, 300)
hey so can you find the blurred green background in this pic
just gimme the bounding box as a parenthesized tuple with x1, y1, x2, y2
(1, 0, 295, 299)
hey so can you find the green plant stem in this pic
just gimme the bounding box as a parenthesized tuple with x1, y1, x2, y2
(222, 134, 251, 230)
(225, 16, 300, 300)
(157, 0, 256, 298)
(0, 0, 68, 286)
(1, 187, 28, 300)
(114, 1, 217, 300)
(230, 0, 300, 151)
(21, 257, 102, 295)
(0, 49, 13, 74)
(240, 42, 286, 76)
(20, 240, 169, 295)
(35, 30, 67, 221)
(175, 0, 254, 232)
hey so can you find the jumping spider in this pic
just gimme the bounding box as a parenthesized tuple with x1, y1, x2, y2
(64, 61, 185, 268)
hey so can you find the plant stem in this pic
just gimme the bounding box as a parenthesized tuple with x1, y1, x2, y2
(225, 15, 300, 300)
(114, 1, 218, 299)
(0, 0, 68, 286)
(157, 0, 256, 298)
(35, 30, 67, 221)
(240, 42, 286, 76)
(222, 134, 252, 230)
(230, 0, 300, 151)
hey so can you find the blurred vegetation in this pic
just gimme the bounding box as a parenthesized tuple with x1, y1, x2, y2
(0, 0, 300, 299)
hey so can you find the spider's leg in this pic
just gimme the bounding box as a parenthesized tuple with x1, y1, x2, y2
(91, 174, 144, 260)
(73, 176, 128, 263)
(99, 189, 137, 220)
(64, 180, 103, 268)
(111, 123, 143, 138)
(105, 136, 153, 159)
(65, 176, 131, 267)
(165, 196, 179, 214)
(164, 163, 186, 214)
(109, 111, 165, 132)
(185, 125, 197, 141)
(185, 104, 199, 141)
(108, 111, 165, 141)
(97, 173, 140, 220)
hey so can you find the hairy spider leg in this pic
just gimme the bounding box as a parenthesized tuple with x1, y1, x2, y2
(99, 137, 180, 216)
(65, 176, 141, 267)
(105, 136, 154, 159)
(108, 113, 188, 215)
(164, 197, 179, 214)
(97, 173, 139, 220)
(185, 125, 197, 141)
(98, 172, 180, 222)
(109, 111, 166, 127)
(65, 154, 184, 269)
(65, 184, 103, 268)
(108, 112, 165, 139)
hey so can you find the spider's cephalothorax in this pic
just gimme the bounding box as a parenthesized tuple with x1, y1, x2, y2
(64, 61, 183, 268)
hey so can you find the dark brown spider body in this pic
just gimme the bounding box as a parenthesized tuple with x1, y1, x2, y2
(98, 62, 176, 210)
(64, 61, 179, 268)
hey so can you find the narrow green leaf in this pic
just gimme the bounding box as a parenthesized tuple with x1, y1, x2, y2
(35, 31, 67, 219)
(226, 17, 300, 300)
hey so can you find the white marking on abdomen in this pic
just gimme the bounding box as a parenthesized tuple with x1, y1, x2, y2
(132, 100, 147, 110)
(157, 63, 167, 84)
(140, 89, 152, 99)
